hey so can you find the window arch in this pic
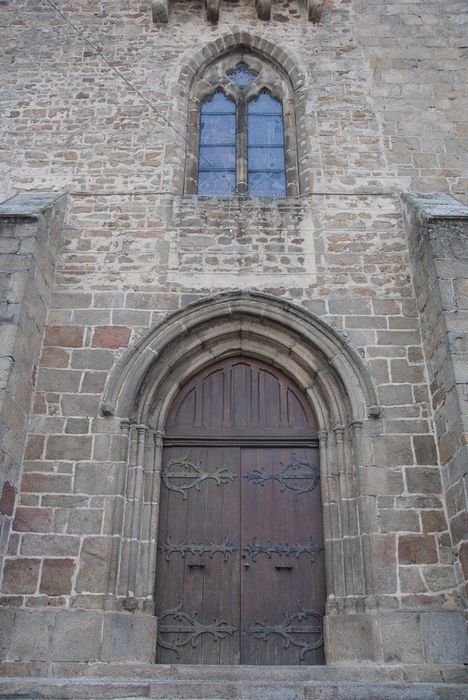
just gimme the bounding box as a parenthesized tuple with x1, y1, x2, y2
(184, 51, 299, 197)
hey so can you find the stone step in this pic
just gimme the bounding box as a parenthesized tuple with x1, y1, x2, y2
(0, 665, 467, 700)
(0, 677, 467, 700)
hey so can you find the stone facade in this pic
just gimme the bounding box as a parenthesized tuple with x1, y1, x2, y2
(0, 0, 467, 688)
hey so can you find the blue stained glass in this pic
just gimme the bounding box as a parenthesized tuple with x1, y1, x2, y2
(249, 171, 286, 197)
(247, 91, 286, 197)
(198, 171, 235, 196)
(248, 146, 285, 171)
(248, 91, 283, 115)
(200, 114, 236, 145)
(248, 115, 284, 146)
(198, 91, 237, 196)
(201, 91, 236, 114)
(226, 64, 258, 87)
(199, 146, 236, 170)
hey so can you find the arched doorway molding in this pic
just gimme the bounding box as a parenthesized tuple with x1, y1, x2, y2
(101, 292, 382, 648)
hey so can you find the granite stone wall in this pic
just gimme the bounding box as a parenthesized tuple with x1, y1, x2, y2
(0, 0, 466, 667)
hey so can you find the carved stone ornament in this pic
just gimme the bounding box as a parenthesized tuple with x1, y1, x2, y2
(256, 0, 271, 21)
(152, 0, 169, 23)
(306, 0, 323, 23)
(206, 0, 220, 24)
(152, 0, 323, 24)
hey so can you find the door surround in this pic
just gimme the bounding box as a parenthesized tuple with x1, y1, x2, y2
(101, 291, 382, 663)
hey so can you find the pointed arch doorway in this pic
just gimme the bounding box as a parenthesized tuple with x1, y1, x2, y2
(155, 357, 326, 665)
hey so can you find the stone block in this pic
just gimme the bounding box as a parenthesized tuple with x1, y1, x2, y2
(67, 508, 102, 534)
(421, 509, 447, 533)
(50, 611, 102, 661)
(74, 463, 120, 495)
(39, 558, 75, 595)
(0, 609, 15, 658)
(398, 535, 437, 565)
(70, 349, 114, 371)
(360, 466, 404, 496)
(406, 467, 442, 494)
(423, 565, 456, 592)
(36, 369, 81, 393)
(325, 613, 381, 663)
(380, 612, 424, 664)
(101, 612, 157, 662)
(20, 534, 80, 557)
(44, 326, 84, 348)
(420, 611, 467, 663)
(61, 394, 100, 417)
(45, 435, 92, 461)
(369, 534, 398, 593)
(92, 326, 131, 349)
(0, 481, 16, 516)
(379, 510, 420, 533)
(21, 472, 72, 494)
(413, 435, 438, 465)
(13, 506, 52, 532)
(9, 610, 52, 661)
(75, 536, 112, 593)
(373, 435, 414, 467)
(1, 558, 40, 594)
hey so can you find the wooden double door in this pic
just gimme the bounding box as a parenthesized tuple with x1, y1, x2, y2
(155, 359, 326, 665)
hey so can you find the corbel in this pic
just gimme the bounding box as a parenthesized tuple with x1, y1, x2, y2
(306, 0, 322, 23)
(152, 0, 169, 24)
(206, 0, 220, 24)
(256, 0, 272, 22)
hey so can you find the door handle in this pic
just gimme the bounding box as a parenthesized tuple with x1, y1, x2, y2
(243, 562, 250, 569)
(188, 563, 206, 568)
(275, 564, 293, 570)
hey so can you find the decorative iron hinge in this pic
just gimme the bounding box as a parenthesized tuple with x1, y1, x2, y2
(158, 535, 238, 561)
(244, 605, 323, 660)
(243, 536, 321, 562)
(162, 453, 237, 499)
(244, 454, 320, 496)
(157, 603, 237, 658)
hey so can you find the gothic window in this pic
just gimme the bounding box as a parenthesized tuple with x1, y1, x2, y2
(185, 53, 299, 197)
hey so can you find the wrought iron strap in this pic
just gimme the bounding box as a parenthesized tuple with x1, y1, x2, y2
(244, 454, 320, 495)
(157, 603, 237, 659)
(162, 453, 237, 499)
(158, 535, 238, 561)
(243, 536, 321, 562)
(243, 605, 323, 660)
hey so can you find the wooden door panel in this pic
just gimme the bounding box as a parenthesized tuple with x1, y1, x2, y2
(155, 446, 241, 664)
(240, 447, 325, 665)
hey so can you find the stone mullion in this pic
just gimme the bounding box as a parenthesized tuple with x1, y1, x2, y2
(125, 424, 148, 608)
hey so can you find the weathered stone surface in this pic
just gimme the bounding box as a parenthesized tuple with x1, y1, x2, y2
(1, 558, 40, 594)
(101, 613, 157, 662)
(50, 612, 102, 662)
(39, 559, 75, 596)
(398, 535, 438, 565)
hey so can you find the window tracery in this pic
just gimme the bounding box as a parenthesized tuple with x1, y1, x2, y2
(184, 52, 299, 198)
